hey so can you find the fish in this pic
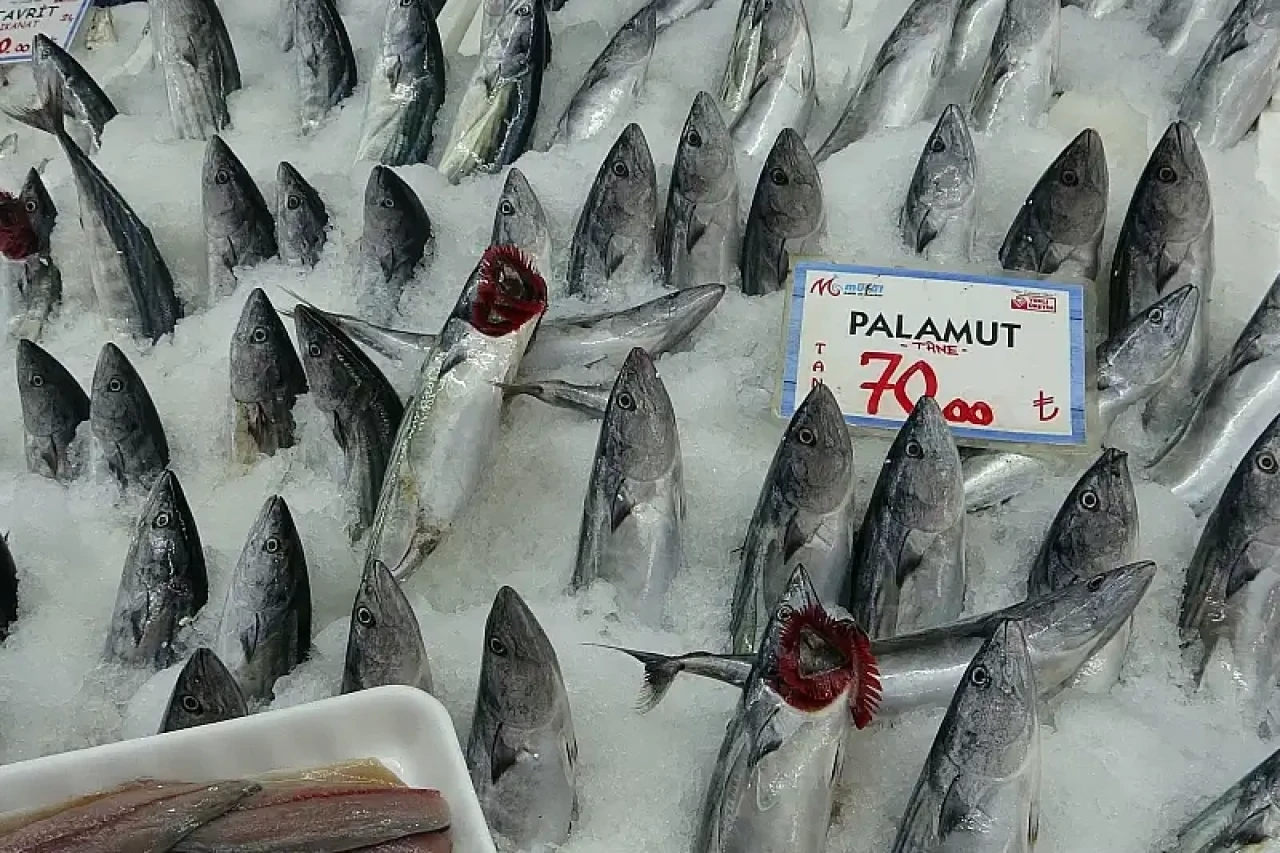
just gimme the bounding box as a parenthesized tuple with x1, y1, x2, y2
(104, 469, 208, 669)
(275, 161, 329, 268)
(465, 586, 578, 849)
(438, 0, 550, 184)
(342, 560, 434, 695)
(151, 0, 242, 140)
(5, 82, 182, 343)
(728, 382, 855, 655)
(850, 395, 965, 639)
(815, 0, 961, 163)
(20, 167, 56, 255)
(717, 0, 816, 161)
(229, 288, 309, 462)
(294, 0, 356, 132)
(354, 0, 446, 167)
(30, 33, 117, 150)
(939, 0, 1005, 96)
(215, 495, 312, 704)
(606, 561, 1155, 718)
(741, 128, 823, 297)
(16, 338, 90, 482)
(962, 449, 1049, 513)
(1160, 747, 1280, 852)
(204, 135, 278, 304)
(498, 376, 612, 418)
(0, 534, 16, 641)
(571, 347, 684, 626)
(1149, 272, 1280, 515)
(650, 0, 717, 30)
(358, 165, 432, 325)
(1109, 121, 1214, 449)
(1149, 0, 1233, 54)
(969, 0, 1060, 132)
(565, 123, 658, 301)
(693, 573, 880, 853)
(555, 5, 656, 144)
(90, 342, 170, 490)
(490, 167, 552, 277)
(160, 647, 249, 733)
(899, 103, 978, 260)
(5, 254, 62, 343)
(1179, 411, 1280, 734)
(0, 780, 259, 853)
(889, 620, 1040, 853)
(364, 246, 547, 581)
(1177, 0, 1280, 150)
(660, 92, 741, 291)
(292, 304, 405, 537)
(999, 128, 1109, 286)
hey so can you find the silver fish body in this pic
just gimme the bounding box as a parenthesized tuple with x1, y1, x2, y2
(160, 647, 248, 733)
(1162, 747, 1280, 852)
(151, 0, 242, 140)
(16, 338, 89, 481)
(358, 165, 432, 325)
(661, 92, 741, 291)
(491, 168, 553, 277)
(294, 0, 357, 132)
(556, 5, 656, 144)
(91, 343, 170, 490)
(1150, 0, 1233, 54)
(939, 0, 1005, 94)
(571, 348, 684, 626)
(741, 128, 823, 296)
(204, 135, 277, 304)
(899, 104, 978, 260)
(969, 0, 1059, 132)
(342, 560, 433, 694)
(229, 288, 308, 462)
(275, 161, 329, 268)
(30, 33, 117, 150)
(962, 449, 1047, 513)
(650, 0, 718, 30)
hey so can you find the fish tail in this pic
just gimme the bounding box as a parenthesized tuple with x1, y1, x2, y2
(583, 643, 683, 713)
(5, 77, 67, 139)
(494, 380, 538, 399)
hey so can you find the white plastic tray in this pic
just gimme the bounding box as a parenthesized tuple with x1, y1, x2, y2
(0, 685, 496, 853)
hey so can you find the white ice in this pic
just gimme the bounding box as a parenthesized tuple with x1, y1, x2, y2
(0, 0, 1274, 850)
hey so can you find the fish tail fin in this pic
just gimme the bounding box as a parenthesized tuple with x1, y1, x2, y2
(583, 643, 683, 713)
(6, 78, 66, 139)
(494, 381, 537, 399)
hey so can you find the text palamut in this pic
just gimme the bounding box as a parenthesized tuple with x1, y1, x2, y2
(850, 311, 1021, 348)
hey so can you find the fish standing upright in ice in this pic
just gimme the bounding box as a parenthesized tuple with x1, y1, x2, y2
(229, 288, 308, 462)
(151, 0, 242, 140)
(160, 647, 248, 733)
(358, 165, 432, 325)
(899, 104, 978, 260)
(293, 0, 357, 132)
(342, 560, 434, 695)
(490, 167, 552, 277)
(16, 339, 89, 482)
(90, 342, 170, 490)
(969, 0, 1060, 131)
(741, 128, 823, 296)
(30, 33, 117, 151)
(203, 135, 278, 304)
(20, 167, 56, 256)
(275, 161, 329, 267)
(555, 5, 656, 144)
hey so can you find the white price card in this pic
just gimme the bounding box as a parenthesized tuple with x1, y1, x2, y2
(779, 261, 1090, 447)
(0, 0, 94, 64)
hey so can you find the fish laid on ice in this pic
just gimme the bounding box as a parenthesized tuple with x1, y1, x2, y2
(555, 5, 656, 144)
(969, 0, 1060, 132)
(16, 338, 89, 482)
(899, 103, 978, 260)
(491, 167, 552, 277)
(160, 647, 248, 733)
(741, 128, 823, 296)
(91, 343, 170, 490)
(151, 0, 242, 141)
(358, 165, 432, 325)
(275, 161, 330, 268)
(342, 560, 434, 694)
(229, 288, 308, 462)
(204, 135, 278, 305)
(294, 0, 357, 132)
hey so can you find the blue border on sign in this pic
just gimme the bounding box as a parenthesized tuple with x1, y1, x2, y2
(781, 261, 1088, 446)
(0, 0, 94, 65)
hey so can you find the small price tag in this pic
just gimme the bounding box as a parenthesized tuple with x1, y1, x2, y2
(0, 0, 94, 64)
(779, 261, 1091, 448)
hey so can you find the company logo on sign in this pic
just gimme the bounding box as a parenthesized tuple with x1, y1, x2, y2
(1010, 293, 1057, 313)
(809, 275, 885, 297)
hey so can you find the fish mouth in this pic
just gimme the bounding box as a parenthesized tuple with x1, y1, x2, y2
(472, 244, 548, 336)
(774, 604, 881, 728)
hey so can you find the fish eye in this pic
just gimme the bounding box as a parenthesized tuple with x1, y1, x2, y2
(1078, 489, 1100, 510)
(356, 605, 375, 627)
(929, 138, 946, 154)
(499, 200, 515, 216)
(380, 196, 396, 209)
(107, 378, 123, 393)
(307, 342, 322, 357)
(154, 511, 172, 528)
(515, 2, 531, 15)
(251, 327, 269, 344)
(611, 161, 630, 179)
(777, 604, 793, 620)
(685, 129, 703, 148)
(616, 390, 636, 411)
(488, 636, 509, 656)
(769, 167, 789, 186)
(29, 373, 42, 388)
(796, 426, 815, 446)
(180, 694, 202, 714)
(286, 194, 302, 211)
(1060, 168, 1079, 187)
(264, 536, 281, 554)
(23, 199, 35, 213)
(1256, 451, 1278, 474)
(215, 169, 231, 186)
(969, 664, 990, 687)
(1146, 307, 1164, 324)
(1087, 575, 1105, 592)
(905, 440, 923, 459)
(1157, 165, 1177, 184)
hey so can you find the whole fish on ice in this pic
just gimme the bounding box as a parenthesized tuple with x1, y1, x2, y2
(555, 5, 656, 144)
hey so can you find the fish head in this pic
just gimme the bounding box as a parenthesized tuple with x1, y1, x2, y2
(904, 105, 978, 252)
(202, 136, 256, 236)
(757, 128, 823, 240)
(136, 470, 203, 589)
(768, 601, 880, 727)
(599, 348, 680, 479)
(611, 4, 658, 65)
(755, 564, 822, 676)
(241, 495, 306, 594)
(944, 619, 1036, 775)
(469, 244, 548, 336)
(230, 288, 308, 403)
(384, 0, 434, 52)
(595, 123, 658, 235)
(91, 342, 148, 441)
(880, 396, 963, 531)
(478, 586, 565, 726)
(20, 168, 53, 226)
(0, 192, 37, 260)
(1227, 414, 1280, 522)
(1019, 561, 1155, 663)
(1134, 122, 1212, 245)
(275, 162, 327, 246)
(16, 338, 87, 437)
(162, 648, 247, 732)
(1097, 284, 1199, 393)
(1027, 128, 1108, 251)
(759, 0, 808, 71)
(363, 165, 428, 248)
(1041, 447, 1137, 588)
(490, 0, 547, 81)
(672, 92, 737, 204)
(772, 382, 853, 515)
(346, 561, 422, 686)
(491, 168, 551, 266)
(292, 305, 365, 407)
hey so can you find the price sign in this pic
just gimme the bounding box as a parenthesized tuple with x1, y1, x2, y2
(0, 0, 94, 64)
(779, 261, 1090, 447)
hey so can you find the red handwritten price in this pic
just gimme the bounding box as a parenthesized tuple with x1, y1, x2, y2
(858, 352, 994, 426)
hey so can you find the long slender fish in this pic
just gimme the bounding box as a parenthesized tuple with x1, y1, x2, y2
(1177, 0, 1280, 150)
(30, 33, 117, 151)
(741, 128, 823, 296)
(566, 123, 658, 301)
(899, 103, 978, 260)
(1149, 273, 1280, 515)
(358, 165, 432, 325)
(729, 382, 855, 655)
(438, 0, 549, 184)
(365, 246, 547, 581)
(850, 395, 965, 639)
(889, 620, 1040, 853)
(1161, 747, 1280, 852)
(91, 342, 170, 490)
(230, 288, 308, 462)
(661, 92, 741, 291)
(275, 161, 329, 267)
(342, 560, 434, 694)
(151, 0, 242, 140)
(160, 647, 249, 733)
(969, 0, 1060, 132)
(1179, 411, 1280, 735)
(465, 586, 578, 849)
(555, 5, 656, 144)
(204, 135, 278, 304)
(105, 469, 208, 669)
(718, 0, 815, 161)
(571, 348, 684, 627)
(815, 0, 961, 163)
(16, 338, 89, 481)
(294, 0, 357, 132)
(491, 167, 552, 277)
(215, 495, 312, 705)
(354, 0, 446, 167)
